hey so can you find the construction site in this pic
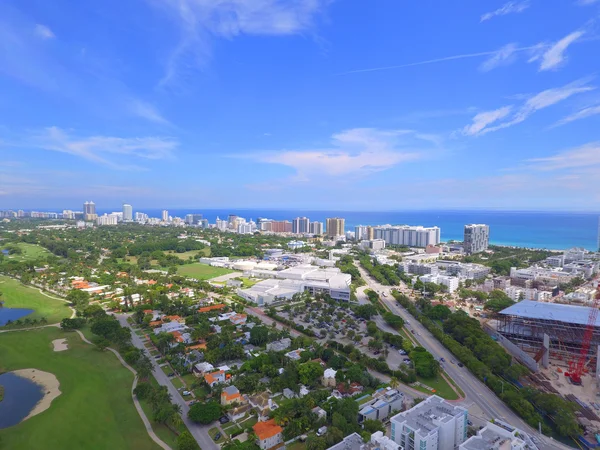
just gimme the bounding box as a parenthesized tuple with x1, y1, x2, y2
(490, 285, 600, 446)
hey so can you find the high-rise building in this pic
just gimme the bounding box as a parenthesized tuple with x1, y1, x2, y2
(355, 225, 369, 241)
(162, 210, 169, 222)
(463, 224, 489, 255)
(83, 201, 97, 221)
(185, 214, 203, 225)
(373, 225, 440, 248)
(390, 395, 468, 450)
(62, 210, 75, 220)
(270, 220, 292, 233)
(367, 226, 374, 240)
(135, 212, 148, 222)
(309, 221, 323, 235)
(122, 204, 133, 222)
(326, 217, 345, 238)
(96, 214, 118, 226)
(292, 217, 310, 234)
(200, 219, 209, 229)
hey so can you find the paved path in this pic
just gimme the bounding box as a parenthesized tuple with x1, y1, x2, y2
(117, 314, 219, 450)
(209, 272, 243, 283)
(74, 330, 173, 450)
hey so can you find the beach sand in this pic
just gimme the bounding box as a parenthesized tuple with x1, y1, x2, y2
(13, 368, 61, 421)
(52, 338, 68, 352)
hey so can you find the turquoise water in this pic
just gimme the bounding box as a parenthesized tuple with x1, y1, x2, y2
(0, 372, 44, 429)
(0, 308, 34, 326)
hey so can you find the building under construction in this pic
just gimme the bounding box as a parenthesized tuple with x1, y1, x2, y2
(498, 300, 600, 371)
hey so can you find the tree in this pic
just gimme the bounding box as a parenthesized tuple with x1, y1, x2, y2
(383, 312, 404, 330)
(484, 291, 515, 313)
(134, 382, 153, 400)
(66, 289, 90, 311)
(60, 317, 86, 330)
(249, 326, 269, 346)
(188, 401, 221, 424)
(363, 419, 385, 434)
(83, 304, 106, 319)
(298, 362, 324, 386)
(91, 317, 121, 340)
(410, 347, 439, 378)
(306, 435, 327, 450)
(176, 431, 198, 450)
(93, 336, 110, 351)
(427, 304, 451, 321)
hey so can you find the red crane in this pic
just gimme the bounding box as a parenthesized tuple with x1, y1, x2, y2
(567, 283, 600, 385)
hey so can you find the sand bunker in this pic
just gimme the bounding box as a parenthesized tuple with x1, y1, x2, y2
(13, 369, 61, 421)
(52, 338, 68, 352)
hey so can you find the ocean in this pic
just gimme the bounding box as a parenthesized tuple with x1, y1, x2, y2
(107, 209, 600, 251)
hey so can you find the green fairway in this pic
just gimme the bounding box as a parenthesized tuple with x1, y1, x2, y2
(177, 263, 236, 280)
(0, 327, 162, 450)
(0, 276, 72, 325)
(165, 248, 210, 259)
(1, 243, 51, 262)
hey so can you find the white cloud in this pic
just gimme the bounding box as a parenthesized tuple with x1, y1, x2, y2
(539, 30, 584, 71)
(480, 1, 530, 22)
(27, 127, 178, 168)
(464, 79, 595, 135)
(129, 99, 171, 125)
(554, 105, 600, 126)
(526, 142, 600, 171)
(240, 128, 427, 181)
(462, 106, 513, 136)
(149, 0, 329, 86)
(479, 43, 520, 71)
(34, 24, 55, 40)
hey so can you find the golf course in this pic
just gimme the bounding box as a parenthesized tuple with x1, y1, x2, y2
(0, 327, 162, 450)
(0, 276, 71, 325)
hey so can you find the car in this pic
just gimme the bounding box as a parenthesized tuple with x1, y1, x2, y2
(182, 390, 191, 396)
(168, 372, 175, 377)
(154, 355, 161, 359)
(467, 420, 473, 426)
(374, 350, 381, 355)
(219, 416, 230, 424)
(398, 350, 407, 355)
(214, 432, 222, 441)
(458, 362, 464, 367)
(440, 357, 445, 362)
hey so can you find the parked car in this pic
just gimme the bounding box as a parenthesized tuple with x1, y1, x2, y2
(167, 372, 175, 377)
(182, 390, 191, 396)
(219, 416, 230, 424)
(458, 362, 464, 367)
(440, 357, 445, 362)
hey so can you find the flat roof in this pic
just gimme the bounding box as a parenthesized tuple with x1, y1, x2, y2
(500, 300, 600, 327)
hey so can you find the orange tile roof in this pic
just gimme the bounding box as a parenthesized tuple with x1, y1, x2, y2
(164, 315, 182, 322)
(149, 320, 162, 327)
(221, 390, 242, 402)
(198, 303, 226, 313)
(143, 309, 153, 314)
(170, 331, 184, 343)
(204, 370, 223, 385)
(187, 343, 207, 350)
(148, 280, 157, 285)
(253, 419, 283, 441)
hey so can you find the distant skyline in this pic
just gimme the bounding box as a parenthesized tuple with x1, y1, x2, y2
(1, 1, 600, 210)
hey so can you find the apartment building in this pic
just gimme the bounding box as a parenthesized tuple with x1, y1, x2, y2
(326, 217, 345, 238)
(310, 221, 324, 235)
(373, 225, 441, 248)
(293, 217, 310, 234)
(390, 395, 468, 450)
(463, 224, 489, 255)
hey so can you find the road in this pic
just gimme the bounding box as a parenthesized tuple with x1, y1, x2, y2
(356, 265, 572, 450)
(117, 314, 218, 450)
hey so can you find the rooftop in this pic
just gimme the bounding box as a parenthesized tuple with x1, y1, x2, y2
(253, 419, 283, 441)
(500, 300, 600, 327)
(391, 395, 466, 437)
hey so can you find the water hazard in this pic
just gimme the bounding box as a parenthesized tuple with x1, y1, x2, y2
(0, 372, 44, 429)
(0, 308, 34, 326)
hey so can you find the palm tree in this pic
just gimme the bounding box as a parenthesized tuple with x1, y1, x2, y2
(389, 377, 400, 389)
(40, 317, 48, 325)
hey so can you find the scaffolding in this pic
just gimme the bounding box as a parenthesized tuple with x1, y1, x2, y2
(497, 312, 600, 373)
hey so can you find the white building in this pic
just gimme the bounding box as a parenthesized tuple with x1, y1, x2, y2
(420, 274, 460, 293)
(122, 204, 133, 222)
(463, 224, 489, 255)
(216, 217, 229, 231)
(162, 210, 169, 222)
(373, 225, 441, 248)
(391, 395, 468, 450)
(238, 222, 255, 234)
(459, 420, 538, 450)
(360, 239, 386, 251)
(96, 213, 118, 226)
(310, 221, 324, 235)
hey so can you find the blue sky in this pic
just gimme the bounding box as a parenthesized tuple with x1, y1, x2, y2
(1, 0, 600, 211)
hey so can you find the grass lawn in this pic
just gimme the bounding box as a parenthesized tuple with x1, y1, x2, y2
(415, 373, 459, 400)
(165, 248, 210, 259)
(177, 263, 237, 280)
(288, 442, 306, 450)
(0, 276, 72, 325)
(0, 327, 162, 450)
(209, 426, 226, 443)
(357, 395, 374, 406)
(1, 243, 51, 262)
(239, 277, 259, 288)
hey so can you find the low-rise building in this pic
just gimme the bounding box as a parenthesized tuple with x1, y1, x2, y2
(247, 392, 278, 420)
(322, 368, 337, 387)
(266, 338, 292, 352)
(459, 420, 538, 450)
(390, 395, 468, 450)
(253, 419, 284, 450)
(204, 370, 230, 388)
(358, 388, 404, 423)
(221, 385, 244, 406)
(285, 348, 304, 360)
(326, 431, 401, 450)
(419, 274, 460, 293)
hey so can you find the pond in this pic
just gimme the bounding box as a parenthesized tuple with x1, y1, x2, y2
(0, 372, 44, 429)
(0, 308, 34, 326)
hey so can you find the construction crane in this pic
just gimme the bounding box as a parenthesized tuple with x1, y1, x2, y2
(567, 282, 600, 385)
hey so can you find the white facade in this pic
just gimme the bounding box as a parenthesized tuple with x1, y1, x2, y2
(310, 221, 324, 235)
(373, 225, 441, 248)
(391, 395, 468, 450)
(292, 217, 310, 234)
(96, 214, 118, 226)
(420, 274, 460, 293)
(162, 210, 169, 222)
(122, 204, 133, 221)
(463, 224, 489, 255)
(460, 420, 538, 450)
(355, 225, 369, 241)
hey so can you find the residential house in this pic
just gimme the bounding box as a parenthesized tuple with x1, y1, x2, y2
(154, 321, 187, 335)
(222, 386, 244, 406)
(204, 370, 230, 388)
(285, 348, 304, 360)
(322, 368, 337, 387)
(283, 388, 296, 399)
(230, 313, 247, 325)
(247, 392, 278, 421)
(358, 389, 404, 423)
(334, 382, 363, 397)
(253, 419, 284, 450)
(312, 406, 327, 421)
(266, 338, 292, 352)
(193, 362, 214, 377)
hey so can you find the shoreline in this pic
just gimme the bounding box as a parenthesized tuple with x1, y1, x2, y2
(12, 368, 61, 421)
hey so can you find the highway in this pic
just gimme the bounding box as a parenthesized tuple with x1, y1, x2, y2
(356, 265, 573, 450)
(117, 314, 218, 450)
